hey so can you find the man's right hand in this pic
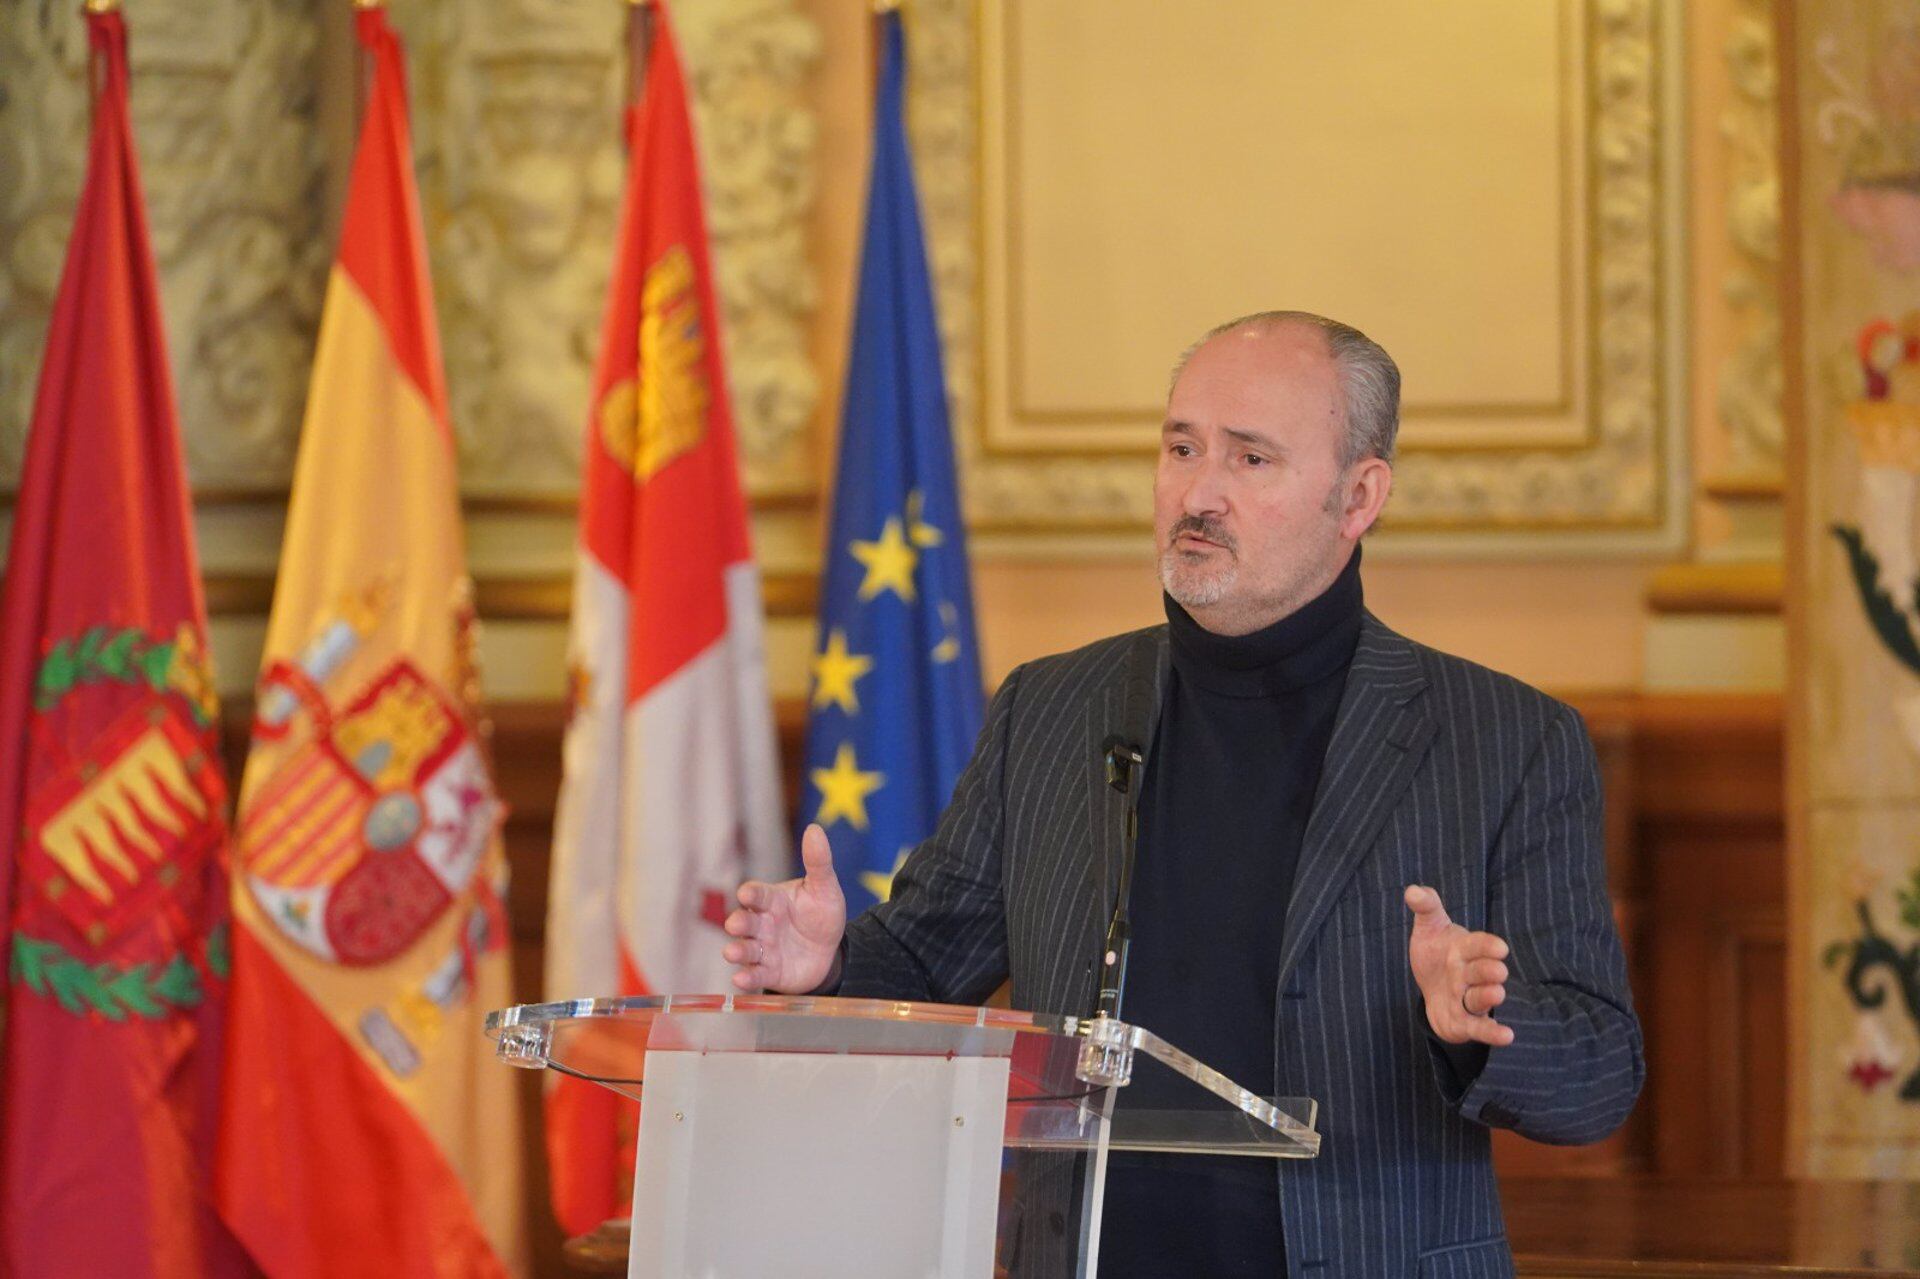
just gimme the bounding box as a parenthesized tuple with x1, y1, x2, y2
(723, 823, 847, 993)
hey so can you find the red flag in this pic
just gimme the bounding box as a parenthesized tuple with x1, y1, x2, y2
(0, 10, 250, 1276)
(543, 2, 785, 1235)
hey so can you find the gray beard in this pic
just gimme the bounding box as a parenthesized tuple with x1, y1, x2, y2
(1159, 547, 1236, 609)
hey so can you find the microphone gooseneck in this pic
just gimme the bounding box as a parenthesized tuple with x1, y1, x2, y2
(1096, 736, 1144, 1022)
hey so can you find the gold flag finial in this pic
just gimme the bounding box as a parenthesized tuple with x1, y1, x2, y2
(872, 0, 903, 11)
(82, 0, 122, 14)
(353, 0, 385, 10)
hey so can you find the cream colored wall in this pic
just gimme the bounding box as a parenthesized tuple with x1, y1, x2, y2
(968, 556, 1652, 692)
(798, 0, 1752, 697)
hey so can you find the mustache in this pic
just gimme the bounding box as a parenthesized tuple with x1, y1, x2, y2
(1167, 516, 1236, 552)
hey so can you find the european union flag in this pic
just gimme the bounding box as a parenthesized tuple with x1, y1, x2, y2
(801, 11, 984, 916)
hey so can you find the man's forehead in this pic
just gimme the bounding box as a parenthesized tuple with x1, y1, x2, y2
(1193, 321, 1334, 373)
(1170, 326, 1341, 418)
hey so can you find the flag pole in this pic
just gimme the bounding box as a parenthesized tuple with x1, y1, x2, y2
(627, 0, 655, 111)
(82, 0, 120, 123)
(870, 0, 900, 94)
(353, 0, 382, 126)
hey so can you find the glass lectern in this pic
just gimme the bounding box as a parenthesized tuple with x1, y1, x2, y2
(487, 994, 1320, 1278)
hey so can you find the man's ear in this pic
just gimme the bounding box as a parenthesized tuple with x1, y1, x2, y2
(1341, 458, 1393, 540)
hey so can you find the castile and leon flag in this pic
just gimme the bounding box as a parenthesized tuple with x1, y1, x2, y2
(542, 0, 788, 1238)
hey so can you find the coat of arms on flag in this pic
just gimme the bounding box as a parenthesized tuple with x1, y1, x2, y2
(18, 626, 224, 968)
(20, 698, 221, 975)
(236, 580, 501, 968)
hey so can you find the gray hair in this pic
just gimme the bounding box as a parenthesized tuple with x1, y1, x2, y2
(1170, 310, 1401, 466)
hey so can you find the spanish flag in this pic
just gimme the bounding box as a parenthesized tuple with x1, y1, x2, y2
(215, 9, 525, 1275)
(542, 1, 786, 1236)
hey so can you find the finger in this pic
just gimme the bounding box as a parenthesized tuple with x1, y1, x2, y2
(722, 908, 760, 939)
(1462, 957, 1508, 987)
(730, 966, 768, 992)
(1462, 983, 1507, 1017)
(1462, 1015, 1515, 1048)
(724, 937, 774, 977)
(1403, 885, 1451, 930)
(721, 935, 767, 962)
(800, 824, 836, 884)
(736, 880, 776, 911)
(1456, 931, 1510, 962)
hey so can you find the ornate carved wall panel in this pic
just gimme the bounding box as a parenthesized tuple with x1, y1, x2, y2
(675, 0, 823, 503)
(393, 0, 820, 501)
(1, 0, 818, 505)
(0, 0, 326, 491)
(910, 0, 1686, 549)
(1718, 0, 1785, 482)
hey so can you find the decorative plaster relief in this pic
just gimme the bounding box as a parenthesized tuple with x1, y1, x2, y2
(0, 0, 326, 492)
(1718, 0, 1785, 480)
(1, 0, 818, 505)
(397, 0, 820, 501)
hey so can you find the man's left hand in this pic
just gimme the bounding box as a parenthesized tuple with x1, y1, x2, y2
(1404, 885, 1515, 1048)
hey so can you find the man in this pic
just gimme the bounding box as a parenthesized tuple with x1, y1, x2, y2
(723, 312, 1643, 1278)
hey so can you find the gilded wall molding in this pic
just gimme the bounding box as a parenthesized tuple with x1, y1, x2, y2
(400, 0, 820, 501)
(0, 0, 326, 491)
(910, 0, 1685, 548)
(1715, 0, 1785, 485)
(1389, 0, 1674, 537)
(199, 567, 819, 621)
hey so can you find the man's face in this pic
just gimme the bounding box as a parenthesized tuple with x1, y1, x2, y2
(1154, 323, 1376, 634)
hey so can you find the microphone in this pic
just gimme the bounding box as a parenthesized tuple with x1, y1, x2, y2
(1095, 734, 1144, 1022)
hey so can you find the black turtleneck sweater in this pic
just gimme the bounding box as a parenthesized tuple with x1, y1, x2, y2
(1098, 552, 1364, 1278)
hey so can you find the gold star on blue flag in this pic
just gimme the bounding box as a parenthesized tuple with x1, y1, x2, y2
(798, 11, 984, 915)
(860, 847, 913, 904)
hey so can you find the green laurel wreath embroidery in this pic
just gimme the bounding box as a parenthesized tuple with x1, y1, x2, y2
(9, 923, 229, 1022)
(33, 625, 179, 712)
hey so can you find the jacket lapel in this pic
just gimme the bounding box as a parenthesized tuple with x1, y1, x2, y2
(1275, 614, 1435, 994)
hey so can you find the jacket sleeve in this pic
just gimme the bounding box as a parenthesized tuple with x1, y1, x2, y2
(834, 664, 1022, 1005)
(1436, 701, 1645, 1144)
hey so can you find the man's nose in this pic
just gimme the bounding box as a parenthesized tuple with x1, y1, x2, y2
(1182, 459, 1230, 516)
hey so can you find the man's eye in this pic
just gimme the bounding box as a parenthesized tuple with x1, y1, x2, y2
(1243, 453, 1267, 467)
(1168, 443, 1195, 458)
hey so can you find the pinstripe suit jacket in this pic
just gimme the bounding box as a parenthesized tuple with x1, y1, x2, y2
(840, 612, 1644, 1278)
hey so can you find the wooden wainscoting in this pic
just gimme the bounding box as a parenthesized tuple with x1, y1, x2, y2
(1588, 694, 1787, 1181)
(1501, 694, 1786, 1182)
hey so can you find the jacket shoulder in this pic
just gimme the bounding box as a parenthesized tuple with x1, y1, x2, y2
(1368, 615, 1582, 739)
(1000, 625, 1161, 710)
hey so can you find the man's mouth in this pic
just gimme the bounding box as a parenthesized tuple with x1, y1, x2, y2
(1176, 532, 1227, 551)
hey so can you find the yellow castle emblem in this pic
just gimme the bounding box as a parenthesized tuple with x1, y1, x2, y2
(600, 244, 711, 482)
